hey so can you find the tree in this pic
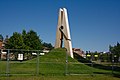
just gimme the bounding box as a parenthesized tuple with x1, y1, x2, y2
(109, 42, 120, 62)
(22, 30, 42, 50)
(43, 42, 53, 50)
(22, 29, 30, 50)
(6, 32, 25, 49)
(6, 30, 43, 50)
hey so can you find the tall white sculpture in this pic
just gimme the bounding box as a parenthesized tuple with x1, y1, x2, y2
(55, 8, 74, 58)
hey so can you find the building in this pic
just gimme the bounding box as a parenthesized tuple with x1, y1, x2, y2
(0, 35, 8, 60)
(0, 35, 8, 49)
(0, 34, 4, 49)
(73, 48, 85, 57)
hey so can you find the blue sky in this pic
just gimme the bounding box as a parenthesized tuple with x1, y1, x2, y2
(0, 0, 120, 52)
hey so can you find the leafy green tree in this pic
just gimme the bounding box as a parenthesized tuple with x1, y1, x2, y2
(23, 30, 42, 50)
(22, 29, 30, 50)
(43, 42, 53, 50)
(6, 30, 43, 50)
(6, 32, 25, 49)
(109, 42, 120, 62)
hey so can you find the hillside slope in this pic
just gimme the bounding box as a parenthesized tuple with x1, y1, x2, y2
(0, 48, 117, 76)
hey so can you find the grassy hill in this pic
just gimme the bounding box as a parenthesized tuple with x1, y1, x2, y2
(0, 48, 120, 80)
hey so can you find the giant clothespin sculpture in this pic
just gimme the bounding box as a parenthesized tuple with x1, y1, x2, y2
(55, 8, 74, 58)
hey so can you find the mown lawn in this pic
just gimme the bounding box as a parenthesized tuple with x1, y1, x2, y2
(0, 48, 120, 80)
(0, 75, 120, 80)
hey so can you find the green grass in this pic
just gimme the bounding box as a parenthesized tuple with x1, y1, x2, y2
(0, 75, 120, 80)
(0, 48, 120, 80)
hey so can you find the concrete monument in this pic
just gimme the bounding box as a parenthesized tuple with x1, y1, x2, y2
(55, 8, 74, 58)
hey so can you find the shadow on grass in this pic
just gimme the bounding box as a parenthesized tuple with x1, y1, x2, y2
(93, 72, 120, 78)
(73, 53, 120, 78)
